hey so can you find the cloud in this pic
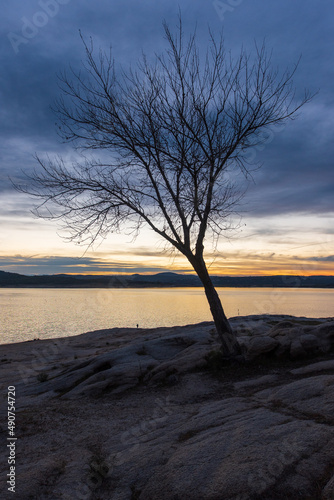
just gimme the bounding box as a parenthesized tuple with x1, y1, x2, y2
(1, 0, 334, 274)
(0, 254, 172, 275)
(1, 248, 333, 277)
(297, 255, 334, 263)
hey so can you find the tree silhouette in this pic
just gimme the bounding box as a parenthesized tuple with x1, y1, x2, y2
(22, 20, 311, 356)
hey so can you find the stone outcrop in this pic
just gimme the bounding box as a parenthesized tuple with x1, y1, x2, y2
(0, 314, 334, 499)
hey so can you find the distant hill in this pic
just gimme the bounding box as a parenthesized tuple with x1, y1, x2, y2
(0, 270, 334, 288)
(131, 272, 200, 286)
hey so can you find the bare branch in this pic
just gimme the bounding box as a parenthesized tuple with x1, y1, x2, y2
(14, 17, 313, 355)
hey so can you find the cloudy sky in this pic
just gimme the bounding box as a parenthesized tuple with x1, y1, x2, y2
(1, 0, 333, 276)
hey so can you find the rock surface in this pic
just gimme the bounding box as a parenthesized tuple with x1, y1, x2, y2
(0, 314, 334, 499)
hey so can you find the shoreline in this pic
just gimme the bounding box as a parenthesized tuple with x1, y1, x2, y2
(2, 312, 333, 348)
(1, 270, 334, 289)
(2, 310, 334, 347)
(1, 313, 333, 401)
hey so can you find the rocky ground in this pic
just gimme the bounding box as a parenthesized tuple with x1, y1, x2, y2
(1, 314, 334, 499)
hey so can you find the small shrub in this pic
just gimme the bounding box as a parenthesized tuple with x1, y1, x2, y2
(178, 429, 199, 442)
(37, 372, 48, 382)
(136, 346, 147, 356)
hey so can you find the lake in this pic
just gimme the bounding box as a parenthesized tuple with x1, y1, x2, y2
(1, 287, 333, 344)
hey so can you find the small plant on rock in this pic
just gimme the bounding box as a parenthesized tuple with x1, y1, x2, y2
(37, 371, 49, 382)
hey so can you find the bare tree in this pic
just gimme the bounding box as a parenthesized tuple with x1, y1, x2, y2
(21, 20, 311, 357)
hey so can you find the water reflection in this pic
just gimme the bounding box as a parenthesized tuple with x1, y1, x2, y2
(1, 287, 333, 344)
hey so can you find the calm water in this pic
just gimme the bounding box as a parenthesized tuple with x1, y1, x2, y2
(0, 287, 333, 344)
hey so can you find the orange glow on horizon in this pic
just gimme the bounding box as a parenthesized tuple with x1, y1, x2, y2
(62, 269, 334, 277)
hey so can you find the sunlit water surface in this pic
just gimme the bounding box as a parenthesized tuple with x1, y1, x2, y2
(0, 287, 333, 344)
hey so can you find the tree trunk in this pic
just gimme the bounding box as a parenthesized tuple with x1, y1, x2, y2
(190, 255, 241, 357)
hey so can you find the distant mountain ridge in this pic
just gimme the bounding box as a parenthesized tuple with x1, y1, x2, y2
(0, 270, 334, 288)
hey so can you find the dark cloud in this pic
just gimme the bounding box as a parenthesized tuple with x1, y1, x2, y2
(0, 254, 171, 275)
(2, 251, 333, 276)
(301, 255, 334, 263)
(1, 0, 333, 269)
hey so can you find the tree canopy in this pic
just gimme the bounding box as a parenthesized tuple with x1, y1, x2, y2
(20, 20, 311, 355)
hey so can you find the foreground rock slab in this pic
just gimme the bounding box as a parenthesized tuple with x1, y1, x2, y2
(0, 314, 334, 499)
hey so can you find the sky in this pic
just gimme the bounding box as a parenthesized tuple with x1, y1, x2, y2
(0, 0, 333, 276)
